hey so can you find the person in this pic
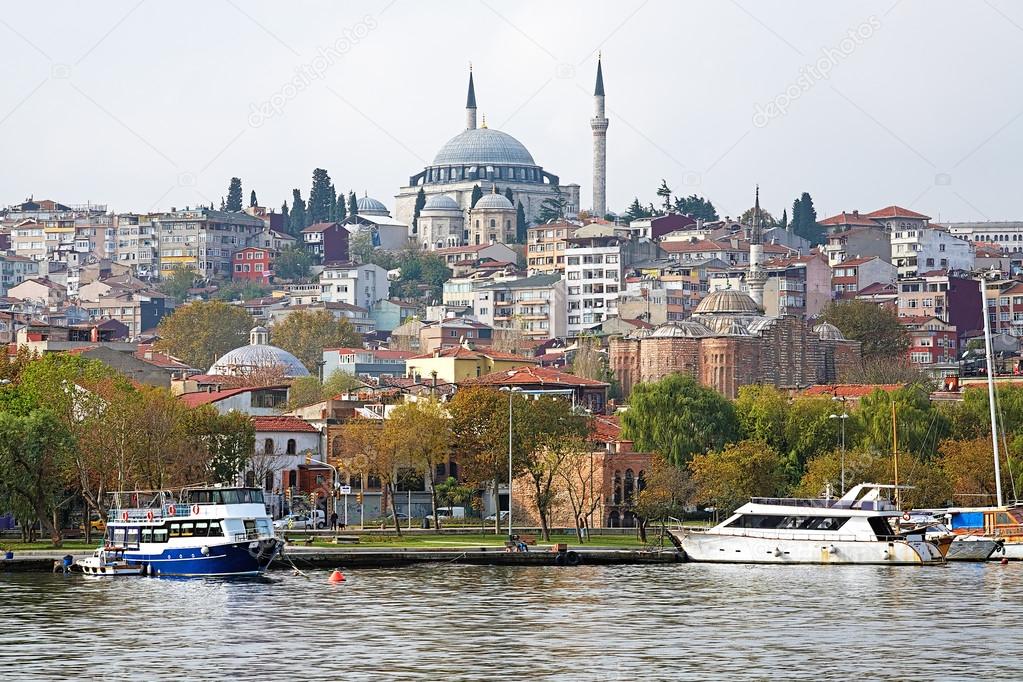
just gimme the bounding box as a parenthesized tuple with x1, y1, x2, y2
(330, 511, 339, 531)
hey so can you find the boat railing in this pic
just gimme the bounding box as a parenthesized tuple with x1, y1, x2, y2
(750, 497, 837, 508)
(234, 530, 261, 542)
(724, 528, 865, 543)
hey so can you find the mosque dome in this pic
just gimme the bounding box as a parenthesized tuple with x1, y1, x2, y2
(208, 326, 310, 378)
(693, 289, 762, 315)
(423, 194, 460, 211)
(813, 321, 846, 341)
(356, 195, 389, 216)
(650, 320, 712, 338)
(432, 128, 536, 166)
(474, 192, 514, 210)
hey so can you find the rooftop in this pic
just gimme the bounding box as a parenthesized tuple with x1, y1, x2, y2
(462, 365, 609, 388)
(252, 415, 319, 433)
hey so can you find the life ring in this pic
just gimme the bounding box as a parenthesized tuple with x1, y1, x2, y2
(191, 504, 201, 516)
(554, 552, 567, 566)
(145, 510, 154, 521)
(167, 505, 176, 516)
(902, 512, 911, 521)
(121, 511, 129, 521)
(566, 550, 581, 566)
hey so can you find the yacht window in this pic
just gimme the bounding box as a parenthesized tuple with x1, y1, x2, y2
(193, 521, 209, 537)
(180, 523, 195, 537)
(208, 521, 223, 537)
(141, 527, 153, 543)
(125, 528, 140, 549)
(169, 522, 181, 537)
(112, 528, 126, 545)
(867, 516, 896, 539)
(726, 514, 784, 529)
(153, 527, 169, 543)
(249, 489, 264, 504)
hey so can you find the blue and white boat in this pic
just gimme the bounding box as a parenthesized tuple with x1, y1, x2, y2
(103, 485, 282, 577)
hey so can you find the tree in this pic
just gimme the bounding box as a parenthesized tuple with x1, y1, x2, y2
(673, 194, 718, 221)
(0, 409, 75, 544)
(186, 406, 255, 483)
(281, 201, 289, 227)
(250, 190, 258, 207)
(412, 187, 427, 233)
(690, 440, 786, 515)
(537, 186, 567, 224)
(470, 184, 483, 208)
(328, 184, 338, 221)
(347, 190, 358, 219)
(220, 197, 226, 211)
(387, 399, 453, 530)
(621, 374, 737, 466)
(515, 200, 527, 243)
(739, 206, 778, 227)
(555, 439, 604, 543)
(504, 187, 514, 206)
(656, 179, 673, 213)
(270, 309, 361, 373)
(308, 168, 334, 224)
(623, 197, 651, 223)
(791, 192, 824, 244)
(213, 280, 271, 302)
(795, 447, 949, 508)
(820, 300, 910, 361)
(783, 396, 845, 479)
(855, 385, 949, 458)
(842, 356, 933, 385)
(734, 384, 789, 452)
(289, 189, 307, 234)
(155, 300, 254, 371)
(633, 455, 696, 543)
(570, 335, 615, 394)
(780, 208, 788, 231)
(342, 417, 407, 535)
(389, 249, 451, 302)
(335, 187, 347, 222)
(158, 264, 197, 304)
(274, 245, 313, 281)
(938, 438, 1001, 505)
(285, 371, 365, 411)
(225, 177, 243, 212)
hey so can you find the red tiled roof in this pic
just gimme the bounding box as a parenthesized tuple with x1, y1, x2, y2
(590, 414, 621, 443)
(898, 315, 943, 325)
(463, 365, 609, 388)
(803, 384, 903, 399)
(863, 205, 930, 221)
(856, 282, 897, 296)
(837, 256, 878, 267)
(178, 387, 257, 407)
(252, 415, 318, 433)
(819, 211, 878, 227)
(619, 318, 654, 329)
(301, 221, 342, 233)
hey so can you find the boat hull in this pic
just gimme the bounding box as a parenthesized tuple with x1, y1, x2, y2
(674, 531, 943, 565)
(946, 537, 1000, 561)
(124, 538, 282, 577)
(990, 540, 1023, 561)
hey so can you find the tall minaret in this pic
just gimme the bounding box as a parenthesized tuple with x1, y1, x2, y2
(466, 65, 477, 130)
(590, 54, 609, 218)
(747, 185, 768, 310)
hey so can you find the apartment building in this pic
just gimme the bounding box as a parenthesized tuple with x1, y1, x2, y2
(897, 271, 981, 340)
(474, 274, 566, 339)
(152, 207, 266, 279)
(318, 263, 389, 309)
(526, 221, 580, 275)
(114, 213, 159, 277)
(831, 256, 897, 298)
(0, 253, 39, 296)
(891, 226, 973, 277)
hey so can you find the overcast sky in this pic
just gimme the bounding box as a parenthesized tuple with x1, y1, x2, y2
(1, 0, 1021, 223)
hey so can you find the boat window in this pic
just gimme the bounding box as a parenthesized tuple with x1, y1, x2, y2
(220, 490, 241, 505)
(169, 522, 181, 537)
(244, 520, 256, 536)
(868, 516, 896, 539)
(180, 522, 194, 537)
(726, 514, 784, 529)
(256, 519, 272, 536)
(193, 521, 209, 537)
(125, 528, 140, 548)
(249, 489, 264, 504)
(996, 512, 1013, 526)
(208, 521, 223, 537)
(112, 528, 126, 545)
(141, 527, 153, 543)
(153, 527, 169, 543)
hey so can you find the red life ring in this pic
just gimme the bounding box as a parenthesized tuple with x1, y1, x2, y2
(146, 510, 154, 521)
(167, 505, 176, 516)
(902, 512, 911, 521)
(191, 504, 201, 516)
(121, 511, 129, 521)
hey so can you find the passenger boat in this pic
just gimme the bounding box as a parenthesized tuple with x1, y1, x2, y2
(102, 485, 282, 577)
(75, 546, 144, 576)
(674, 484, 945, 565)
(900, 512, 1002, 561)
(939, 508, 1023, 560)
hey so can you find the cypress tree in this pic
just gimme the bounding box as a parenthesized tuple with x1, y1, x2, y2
(347, 191, 358, 219)
(219, 196, 226, 211)
(308, 168, 334, 224)
(656, 179, 672, 214)
(250, 190, 258, 208)
(289, 189, 307, 234)
(471, 184, 483, 208)
(336, 187, 346, 222)
(281, 201, 289, 227)
(327, 183, 337, 222)
(225, 177, 243, 211)
(516, 200, 527, 243)
(412, 187, 427, 234)
(780, 208, 788, 231)
(504, 187, 514, 205)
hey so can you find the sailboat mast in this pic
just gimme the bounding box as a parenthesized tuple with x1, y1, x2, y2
(892, 400, 901, 510)
(980, 276, 1004, 507)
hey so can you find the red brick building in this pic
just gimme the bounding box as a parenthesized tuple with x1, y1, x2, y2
(900, 315, 958, 366)
(232, 246, 273, 282)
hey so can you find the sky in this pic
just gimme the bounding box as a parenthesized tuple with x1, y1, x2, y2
(1, 0, 1022, 223)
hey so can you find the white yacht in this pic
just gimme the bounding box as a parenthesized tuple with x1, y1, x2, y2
(674, 484, 944, 565)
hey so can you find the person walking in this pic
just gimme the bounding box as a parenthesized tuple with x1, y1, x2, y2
(330, 511, 339, 532)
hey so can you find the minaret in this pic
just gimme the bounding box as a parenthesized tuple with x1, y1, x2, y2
(747, 185, 768, 310)
(466, 65, 477, 130)
(590, 54, 609, 218)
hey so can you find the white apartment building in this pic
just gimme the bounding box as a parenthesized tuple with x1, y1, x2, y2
(944, 221, 1023, 258)
(473, 273, 566, 339)
(0, 253, 39, 296)
(890, 226, 974, 277)
(564, 234, 624, 336)
(114, 213, 159, 277)
(318, 263, 389, 309)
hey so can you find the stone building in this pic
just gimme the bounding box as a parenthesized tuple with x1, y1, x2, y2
(609, 289, 860, 399)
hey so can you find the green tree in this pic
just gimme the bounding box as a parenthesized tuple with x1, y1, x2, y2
(250, 190, 258, 208)
(780, 208, 788, 230)
(155, 300, 254, 371)
(186, 406, 255, 483)
(621, 374, 737, 466)
(390, 249, 451, 302)
(623, 197, 651, 223)
(213, 280, 271, 302)
(289, 189, 307, 235)
(347, 190, 358, 219)
(690, 439, 786, 515)
(158, 264, 197, 304)
(412, 187, 427, 233)
(335, 187, 346, 222)
(388, 399, 454, 530)
(470, 184, 483, 208)
(739, 206, 778, 227)
(656, 179, 672, 213)
(855, 385, 949, 458)
(270, 309, 361, 373)
(537, 186, 567, 224)
(791, 192, 824, 244)
(783, 396, 844, 478)
(673, 194, 719, 221)
(504, 187, 514, 206)
(281, 201, 289, 227)
(515, 200, 527, 242)
(225, 177, 243, 212)
(820, 300, 910, 361)
(308, 168, 334, 224)
(274, 245, 313, 281)
(734, 384, 788, 451)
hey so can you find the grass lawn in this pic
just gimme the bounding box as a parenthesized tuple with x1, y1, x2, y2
(1, 540, 99, 552)
(307, 532, 659, 550)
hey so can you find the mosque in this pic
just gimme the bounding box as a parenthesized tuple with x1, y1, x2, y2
(394, 59, 609, 244)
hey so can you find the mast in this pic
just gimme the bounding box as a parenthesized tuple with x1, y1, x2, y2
(980, 275, 1004, 507)
(892, 400, 901, 510)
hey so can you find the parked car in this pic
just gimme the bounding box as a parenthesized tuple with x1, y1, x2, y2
(426, 506, 467, 521)
(484, 511, 510, 523)
(273, 510, 325, 530)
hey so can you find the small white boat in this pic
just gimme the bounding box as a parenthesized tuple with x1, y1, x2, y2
(674, 483, 944, 565)
(75, 547, 145, 576)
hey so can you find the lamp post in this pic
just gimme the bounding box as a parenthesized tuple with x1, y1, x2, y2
(500, 386, 522, 542)
(305, 453, 338, 524)
(828, 410, 849, 494)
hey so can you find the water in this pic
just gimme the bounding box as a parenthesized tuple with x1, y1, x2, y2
(2, 562, 1022, 680)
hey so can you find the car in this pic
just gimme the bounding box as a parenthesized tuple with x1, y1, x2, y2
(273, 510, 325, 530)
(78, 515, 107, 533)
(484, 511, 510, 523)
(426, 506, 467, 521)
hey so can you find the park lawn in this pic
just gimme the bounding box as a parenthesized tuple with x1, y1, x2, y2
(1, 540, 99, 552)
(309, 532, 652, 549)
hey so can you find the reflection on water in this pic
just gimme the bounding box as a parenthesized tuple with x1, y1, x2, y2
(1, 563, 1021, 680)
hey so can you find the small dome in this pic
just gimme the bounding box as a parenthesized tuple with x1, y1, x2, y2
(722, 319, 750, 336)
(423, 194, 460, 211)
(651, 320, 711, 338)
(814, 321, 846, 341)
(474, 192, 514, 210)
(208, 344, 310, 378)
(693, 289, 762, 315)
(432, 128, 536, 166)
(356, 195, 389, 216)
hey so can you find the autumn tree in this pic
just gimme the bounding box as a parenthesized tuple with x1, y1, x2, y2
(796, 448, 949, 509)
(555, 439, 604, 543)
(342, 417, 408, 535)
(820, 300, 910, 361)
(633, 455, 696, 543)
(689, 439, 786, 515)
(387, 399, 453, 530)
(158, 264, 197, 304)
(185, 407, 255, 484)
(270, 309, 361, 374)
(938, 438, 1001, 506)
(156, 300, 254, 371)
(622, 373, 737, 466)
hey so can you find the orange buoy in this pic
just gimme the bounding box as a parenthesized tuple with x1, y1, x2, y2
(1002, 558, 1009, 565)
(328, 569, 345, 583)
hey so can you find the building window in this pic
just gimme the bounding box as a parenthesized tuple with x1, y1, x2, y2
(286, 439, 296, 455)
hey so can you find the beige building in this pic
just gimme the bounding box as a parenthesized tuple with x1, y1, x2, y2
(526, 221, 581, 275)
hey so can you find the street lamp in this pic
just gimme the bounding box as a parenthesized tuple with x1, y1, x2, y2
(828, 410, 849, 494)
(500, 386, 523, 542)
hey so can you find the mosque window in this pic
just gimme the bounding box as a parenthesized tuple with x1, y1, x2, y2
(490, 219, 496, 228)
